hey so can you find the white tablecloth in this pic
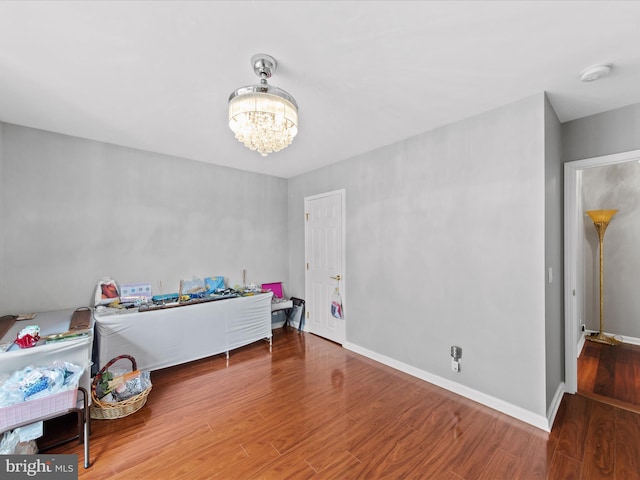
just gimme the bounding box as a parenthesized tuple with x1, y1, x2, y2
(0, 309, 94, 394)
(94, 293, 273, 372)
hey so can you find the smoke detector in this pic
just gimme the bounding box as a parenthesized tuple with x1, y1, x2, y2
(579, 64, 612, 82)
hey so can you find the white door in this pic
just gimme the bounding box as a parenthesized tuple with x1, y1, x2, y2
(304, 190, 345, 344)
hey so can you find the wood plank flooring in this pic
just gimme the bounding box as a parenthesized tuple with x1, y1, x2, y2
(48, 328, 640, 479)
(578, 340, 640, 413)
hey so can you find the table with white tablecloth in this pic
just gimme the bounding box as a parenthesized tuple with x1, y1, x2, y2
(0, 308, 95, 394)
(93, 293, 273, 372)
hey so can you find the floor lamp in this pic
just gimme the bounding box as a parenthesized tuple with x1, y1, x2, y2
(586, 209, 619, 346)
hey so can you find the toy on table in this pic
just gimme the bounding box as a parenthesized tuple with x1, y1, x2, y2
(15, 325, 40, 349)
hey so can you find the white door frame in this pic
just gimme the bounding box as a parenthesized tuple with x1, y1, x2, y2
(564, 149, 640, 393)
(304, 189, 346, 341)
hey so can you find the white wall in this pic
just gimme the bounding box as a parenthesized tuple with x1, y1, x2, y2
(289, 94, 549, 419)
(0, 124, 289, 313)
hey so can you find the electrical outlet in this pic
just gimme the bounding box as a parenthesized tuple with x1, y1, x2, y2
(451, 346, 462, 372)
(451, 359, 460, 372)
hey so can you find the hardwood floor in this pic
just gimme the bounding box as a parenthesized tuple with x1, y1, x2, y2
(49, 328, 640, 479)
(578, 340, 640, 413)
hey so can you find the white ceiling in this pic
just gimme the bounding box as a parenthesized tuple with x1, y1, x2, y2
(1, 1, 640, 179)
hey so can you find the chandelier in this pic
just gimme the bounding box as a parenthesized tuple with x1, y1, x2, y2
(228, 54, 298, 157)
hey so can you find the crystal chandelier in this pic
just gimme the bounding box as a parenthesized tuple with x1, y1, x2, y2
(228, 54, 298, 157)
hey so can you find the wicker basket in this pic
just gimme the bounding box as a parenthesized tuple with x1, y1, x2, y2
(91, 355, 151, 420)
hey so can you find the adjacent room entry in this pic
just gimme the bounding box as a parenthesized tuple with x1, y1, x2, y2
(304, 189, 345, 344)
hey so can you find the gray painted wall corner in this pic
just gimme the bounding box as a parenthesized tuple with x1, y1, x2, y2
(289, 93, 549, 417)
(543, 93, 565, 411)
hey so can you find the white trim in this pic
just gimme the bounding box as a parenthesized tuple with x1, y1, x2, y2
(546, 382, 565, 430)
(577, 333, 586, 358)
(343, 341, 551, 432)
(583, 330, 640, 347)
(621, 335, 640, 346)
(565, 149, 640, 170)
(564, 162, 579, 393)
(564, 149, 640, 395)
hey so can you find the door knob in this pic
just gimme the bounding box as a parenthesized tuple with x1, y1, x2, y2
(330, 275, 341, 281)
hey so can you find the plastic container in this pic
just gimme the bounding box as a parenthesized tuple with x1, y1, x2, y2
(0, 389, 78, 431)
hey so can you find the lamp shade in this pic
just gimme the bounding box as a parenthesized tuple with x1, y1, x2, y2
(586, 209, 618, 224)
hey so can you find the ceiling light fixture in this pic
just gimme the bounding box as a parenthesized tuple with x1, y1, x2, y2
(579, 64, 612, 82)
(228, 54, 298, 157)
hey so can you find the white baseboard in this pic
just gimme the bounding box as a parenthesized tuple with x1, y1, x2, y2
(343, 341, 551, 432)
(619, 333, 640, 346)
(583, 330, 640, 346)
(577, 334, 586, 357)
(547, 382, 565, 430)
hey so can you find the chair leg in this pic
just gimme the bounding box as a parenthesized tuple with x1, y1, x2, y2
(77, 410, 83, 443)
(79, 387, 91, 468)
(84, 417, 90, 468)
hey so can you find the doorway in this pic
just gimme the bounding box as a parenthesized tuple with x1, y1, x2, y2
(304, 189, 345, 344)
(564, 149, 640, 397)
(577, 340, 640, 411)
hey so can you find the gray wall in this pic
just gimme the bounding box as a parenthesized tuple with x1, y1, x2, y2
(563, 103, 640, 162)
(544, 96, 564, 409)
(289, 94, 549, 416)
(0, 124, 289, 313)
(1, 93, 573, 422)
(582, 161, 640, 338)
(563, 102, 640, 340)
